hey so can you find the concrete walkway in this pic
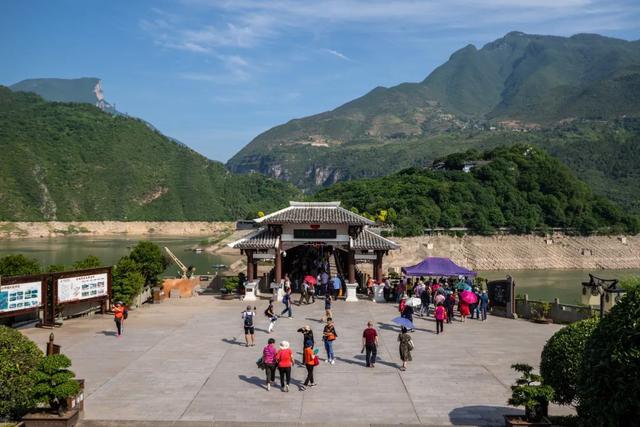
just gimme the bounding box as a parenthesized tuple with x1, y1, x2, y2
(21, 297, 570, 426)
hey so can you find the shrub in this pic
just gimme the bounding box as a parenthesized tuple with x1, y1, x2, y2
(577, 288, 640, 425)
(222, 276, 240, 294)
(30, 354, 80, 414)
(71, 255, 101, 270)
(508, 363, 554, 422)
(540, 318, 599, 405)
(0, 326, 44, 420)
(0, 254, 41, 276)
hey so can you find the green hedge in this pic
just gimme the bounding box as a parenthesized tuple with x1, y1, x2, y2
(0, 326, 43, 420)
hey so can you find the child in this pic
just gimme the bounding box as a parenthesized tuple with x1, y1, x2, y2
(321, 295, 332, 322)
(264, 300, 277, 333)
(435, 302, 446, 334)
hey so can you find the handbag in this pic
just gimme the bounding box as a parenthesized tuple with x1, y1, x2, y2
(313, 355, 320, 366)
(408, 339, 415, 351)
(256, 356, 265, 370)
(326, 332, 336, 341)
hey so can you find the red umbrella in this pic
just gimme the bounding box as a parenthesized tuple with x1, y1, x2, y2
(460, 290, 478, 304)
(304, 275, 317, 285)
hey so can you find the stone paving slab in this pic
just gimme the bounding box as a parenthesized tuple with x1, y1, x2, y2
(21, 296, 573, 426)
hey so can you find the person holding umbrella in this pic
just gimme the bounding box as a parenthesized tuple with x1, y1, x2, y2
(459, 289, 477, 323)
(401, 298, 414, 331)
(398, 326, 413, 371)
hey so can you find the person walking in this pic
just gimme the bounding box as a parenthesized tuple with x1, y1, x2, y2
(435, 302, 446, 334)
(401, 299, 414, 331)
(398, 326, 413, 371)
(262, 338, 277, 391)
(321, 294, 332, 323)
(242, 305, 256, 346)
(276, 341, 294, 392)
(322, 318, 338, 364)
(298, 280, 308, 305)
(301, 339, 318, 390)
(296, 325, 314, 353)
(362, 321, 378, 368)
(479, 290, 489, 321)
(280, 288, 293, 318)
(459, 297, 470, 323)
(332, 275, 341, 299)
(445, 292, 455, 323)
(419, 286, 430, 317)
(113, 301, 126, 337)
(264, 300, 278, 333)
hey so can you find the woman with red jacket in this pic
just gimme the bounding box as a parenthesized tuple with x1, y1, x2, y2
(275, 341, 294, 392)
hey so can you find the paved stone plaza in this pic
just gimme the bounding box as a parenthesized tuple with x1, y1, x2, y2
(22, 296, 571, 426)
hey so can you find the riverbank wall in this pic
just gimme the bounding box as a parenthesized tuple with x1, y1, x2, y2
(386, 234, 640, 271)
(0, 221, 235, 239)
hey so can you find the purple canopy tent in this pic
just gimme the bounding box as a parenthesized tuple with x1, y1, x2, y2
(401, 257, 477, 277)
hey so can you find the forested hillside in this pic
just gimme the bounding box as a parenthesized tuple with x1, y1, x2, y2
(228, 32, 640, 195)
(313, 145, 639, 236)
(0, 87, 299, 221)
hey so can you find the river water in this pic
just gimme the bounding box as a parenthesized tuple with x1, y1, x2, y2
(1, 237, 638, 304)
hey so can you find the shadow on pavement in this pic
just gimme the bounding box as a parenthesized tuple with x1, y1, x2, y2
(448, 405, 522, 426)
(97, 330, 117, 336)
(221, 337, 245, 346)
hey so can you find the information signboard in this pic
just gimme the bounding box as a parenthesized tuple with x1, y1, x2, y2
(0, 281, 42, 313)
(57, 273, 108, 303)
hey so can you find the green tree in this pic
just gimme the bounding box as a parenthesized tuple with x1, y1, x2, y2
(71, 255, 101, 270)
(577, 288, 640, 425)
(112, 256, 145, 305)
(129, 241, 167, 286)
(540, 318, 599, 406)
(30, 354, 80, 414)
(0, 254, 41, 276)
(0, 326, 44, 419)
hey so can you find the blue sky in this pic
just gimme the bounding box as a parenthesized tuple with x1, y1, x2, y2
(1, 0, 639, 162)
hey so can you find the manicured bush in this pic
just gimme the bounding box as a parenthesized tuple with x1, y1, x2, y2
(540, 317, 599, 405)
(129, 241, 168, 286)
(508, 363, 554, 422)
(0, 326, 44, 420)
(577, 288, 640, 425)
(30, 354, 80, 414)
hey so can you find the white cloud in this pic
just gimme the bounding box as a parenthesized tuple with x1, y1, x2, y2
(323, 49, 351, 61)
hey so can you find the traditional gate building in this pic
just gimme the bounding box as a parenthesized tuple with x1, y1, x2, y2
(229, 202, 399, 297)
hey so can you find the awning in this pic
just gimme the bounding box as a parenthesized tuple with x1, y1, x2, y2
(401, 257, 476, 277)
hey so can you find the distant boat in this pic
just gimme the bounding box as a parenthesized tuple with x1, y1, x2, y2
(211, 264, 227, 269)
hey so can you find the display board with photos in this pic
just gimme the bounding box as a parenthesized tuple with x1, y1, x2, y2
(0, 280, 43, 314)
(57, 272, 109, 303)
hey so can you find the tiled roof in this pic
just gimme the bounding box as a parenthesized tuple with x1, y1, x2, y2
(352, 229, 399, 251)
(229, 228, 278, 250)
(257, 201, 374, 226)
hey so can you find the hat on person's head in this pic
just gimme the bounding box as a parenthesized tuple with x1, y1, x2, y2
(305, 339, 313, 348)
(279, 340, 290, 349)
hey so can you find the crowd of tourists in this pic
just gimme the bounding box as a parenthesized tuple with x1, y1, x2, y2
(239, 271, 490, 392)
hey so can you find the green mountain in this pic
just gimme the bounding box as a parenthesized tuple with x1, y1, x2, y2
(227, 32, 640, 195)
(10, 77, 116, 113)
(0, 87, 299, 221)
(313, 145, 639, 236)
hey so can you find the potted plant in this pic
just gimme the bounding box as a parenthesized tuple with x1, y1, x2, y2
(505, 364, 554, 427)
(532, 302, 553, 324)
(22, 355, 81, 427)
(219, 276, 239, 300)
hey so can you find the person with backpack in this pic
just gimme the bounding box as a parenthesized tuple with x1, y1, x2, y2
(264, 301, 277, 333)
(276, 340, 294, 392)
(322, 317, 338, 364)
(262, 338, 277, 391)
(242, 305, 256, 347)
(398, 326, 413, 371)
(300, 339, 318, 390)
(113, 301, 127, 337)
(280, 288, 293, 318)
(435, 302, 446, 334)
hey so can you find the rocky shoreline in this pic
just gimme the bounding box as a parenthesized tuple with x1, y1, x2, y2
(0, 221, 235, 239)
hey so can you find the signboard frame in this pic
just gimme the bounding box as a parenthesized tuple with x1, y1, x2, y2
(42, 267, 112, 326)
(487, 277, 516, 318)
(0, 274, 46, 318)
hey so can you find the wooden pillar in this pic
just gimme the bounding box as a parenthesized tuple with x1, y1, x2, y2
(246, 250, 254, 281)
(252, 261, 258, 281)
(275, 247, 282, 284)
(375, 251, 384, 283)
(347, 250, 356, 283)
